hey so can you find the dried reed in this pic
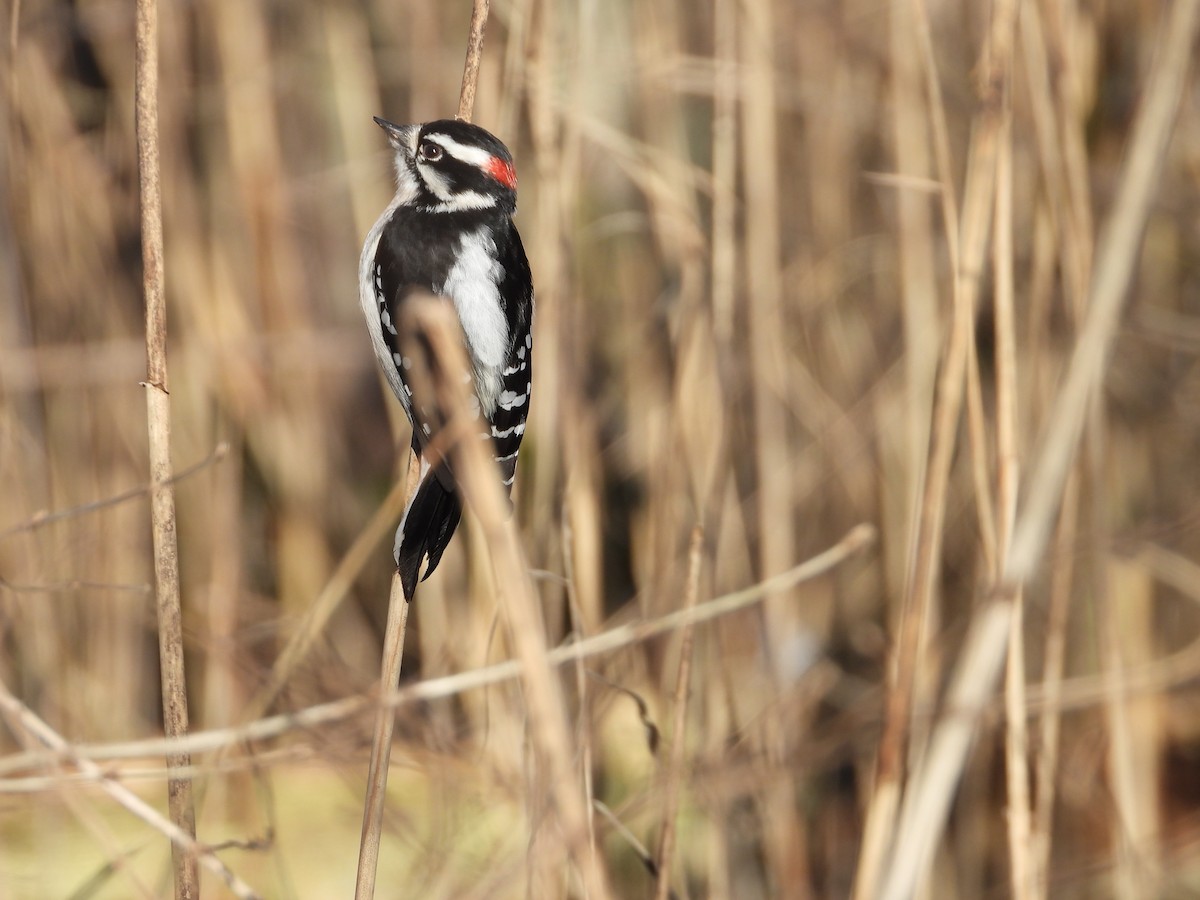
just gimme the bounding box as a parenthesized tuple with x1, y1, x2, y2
(5, 0, 1200, 896)
(355, 4, 497, 897)
(133, 0, 197, 894)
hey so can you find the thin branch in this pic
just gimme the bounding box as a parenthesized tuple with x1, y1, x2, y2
(354, 4, 494, 888)
(400, 294, 613, 897)
(246, 473, 410, 719)
(0, 676, 259, 899)
(1032, 477, 1078, 895)
(654, 526, 704, 900)
(878, 599, 1014, 900)
(990, 2, 1035, 891)
(1005, 0, 1200, 584)
(594, 800, 661, 882)
(857, 0, 994, 887)
(0, 442, 228, 541)
(0, 523, 876, 774)
(133, 0, 197, 894)
(457, 0, 491, 121)
(877, 4, 1200, 896)
(354, 570, 412, 900)
(0, 577, 151, 595)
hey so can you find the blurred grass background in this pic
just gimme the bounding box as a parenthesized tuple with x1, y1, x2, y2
(2, 0, 1200, 897)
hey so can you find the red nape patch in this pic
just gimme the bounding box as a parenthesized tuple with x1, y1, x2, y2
(487, 157, 517, 190)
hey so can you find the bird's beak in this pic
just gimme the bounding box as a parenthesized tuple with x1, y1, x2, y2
(373, 117, 416, 152)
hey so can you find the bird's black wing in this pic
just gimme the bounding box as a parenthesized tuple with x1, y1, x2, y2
(488, 223, 534, 491)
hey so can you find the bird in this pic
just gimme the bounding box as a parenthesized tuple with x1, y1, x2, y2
(359, 117, 534, 601)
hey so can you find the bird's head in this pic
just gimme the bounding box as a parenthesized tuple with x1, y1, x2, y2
(374, 117, 518, 214)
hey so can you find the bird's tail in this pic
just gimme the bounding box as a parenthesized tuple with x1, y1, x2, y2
(394, 466, 462, 601)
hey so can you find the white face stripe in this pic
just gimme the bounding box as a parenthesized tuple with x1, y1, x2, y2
(418, 165, 455, 202)
(416, 135, 502, 210)
(424, 132, 497, 169)
(425, 191, 497, 213)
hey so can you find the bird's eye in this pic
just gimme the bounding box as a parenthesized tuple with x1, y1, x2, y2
(418, 142, 443, 162)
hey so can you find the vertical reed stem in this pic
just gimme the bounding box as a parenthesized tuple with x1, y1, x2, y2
(356, 4, 493, 894)
(134, 0, 198, 896)
(353, 565, 412, 900)
(457, 0, 491, 122)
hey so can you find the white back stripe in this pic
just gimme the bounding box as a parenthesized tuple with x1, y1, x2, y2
(441, 229, 508, 412)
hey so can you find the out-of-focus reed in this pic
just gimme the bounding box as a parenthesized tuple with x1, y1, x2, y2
(2, 0, 1200, 897)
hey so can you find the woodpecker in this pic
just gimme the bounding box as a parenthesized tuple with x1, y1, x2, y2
(359, 117, 534, 600)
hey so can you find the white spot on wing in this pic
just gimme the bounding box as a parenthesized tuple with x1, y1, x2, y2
(491, 422, 526, 438)
(498, 389, 528, 410)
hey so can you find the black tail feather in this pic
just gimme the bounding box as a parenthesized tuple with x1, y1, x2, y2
(394, 471, 462, 601)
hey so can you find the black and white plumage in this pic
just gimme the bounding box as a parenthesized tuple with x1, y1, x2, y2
(359, 117, 534, 599)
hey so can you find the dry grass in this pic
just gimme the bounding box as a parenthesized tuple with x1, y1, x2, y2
(3, 0, 1200, 898)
